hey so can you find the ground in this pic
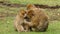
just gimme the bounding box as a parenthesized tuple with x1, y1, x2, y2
(0, 0, 60, 34)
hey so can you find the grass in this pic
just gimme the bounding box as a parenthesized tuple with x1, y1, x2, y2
(0, 17, 60, 34)
(0, 0, 60, 34)
(2, 0, 60, 6)
(0, 6, 60, 34)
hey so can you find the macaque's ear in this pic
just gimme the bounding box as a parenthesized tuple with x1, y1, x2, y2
(27, 4, 36, 9)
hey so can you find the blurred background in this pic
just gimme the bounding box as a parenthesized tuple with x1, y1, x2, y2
(0, 0, 60, 34)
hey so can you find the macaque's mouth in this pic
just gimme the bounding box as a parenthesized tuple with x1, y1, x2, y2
(24, 16, 31, 22)
(24, 19, 31, 22)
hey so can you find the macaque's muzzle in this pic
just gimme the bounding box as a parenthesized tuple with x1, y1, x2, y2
(24, 16, 31, 22)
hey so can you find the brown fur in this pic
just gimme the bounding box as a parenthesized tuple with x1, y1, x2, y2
(14, 4, 49, 32)
(23, 4, 49, 32)
(14, 9, 27, 32)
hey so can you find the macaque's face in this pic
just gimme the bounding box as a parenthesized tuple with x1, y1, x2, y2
(24, 10, 35, 22)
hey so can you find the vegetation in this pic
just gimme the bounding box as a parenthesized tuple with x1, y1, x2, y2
(0, 0, 60, 34)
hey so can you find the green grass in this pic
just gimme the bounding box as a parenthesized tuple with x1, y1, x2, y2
(2, 0, 60, 6)
(1, 0, 60, 5)
(0, 0, 60, 34)
(0, 17, 60, 34)
(0, 6, 60, 34)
